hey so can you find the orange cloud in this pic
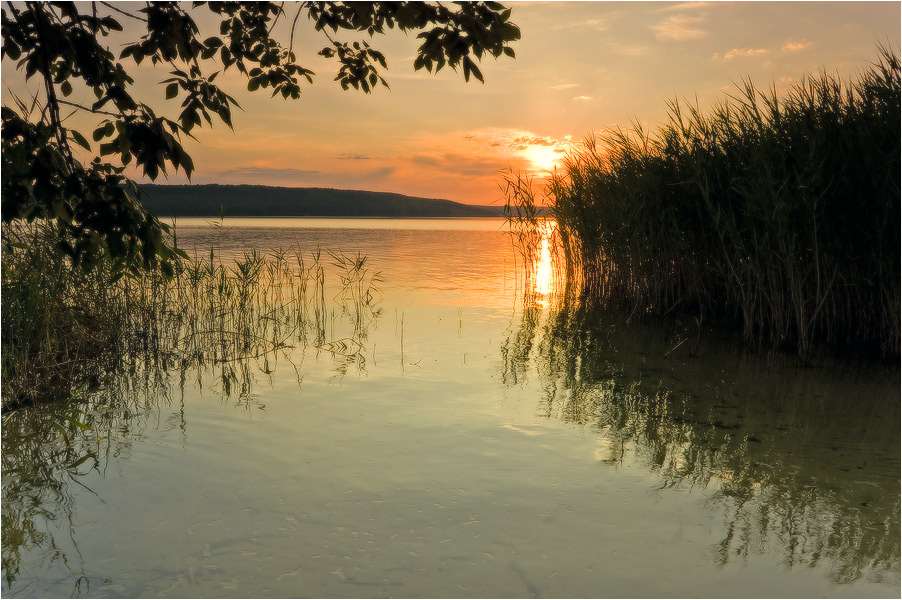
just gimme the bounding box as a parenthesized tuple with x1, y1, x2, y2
(654, 2, 711, 12)
(783, 41, 813, 51)
(723, 48, 768, 60)
(651, 16, 709, 40)
(607, 42, 652, 56)
(552, 17, 613, 32)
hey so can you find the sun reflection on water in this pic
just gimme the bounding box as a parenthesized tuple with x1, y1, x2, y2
(533, 220, 557, 307)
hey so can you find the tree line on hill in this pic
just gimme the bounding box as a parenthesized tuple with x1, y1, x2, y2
(139, 184, 502, 218)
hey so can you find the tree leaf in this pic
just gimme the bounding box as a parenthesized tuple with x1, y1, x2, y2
(69, 129, 91, 151)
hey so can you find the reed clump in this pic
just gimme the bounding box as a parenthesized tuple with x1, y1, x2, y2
(534, 48, 900, 359)
(1, 222, 381, 410)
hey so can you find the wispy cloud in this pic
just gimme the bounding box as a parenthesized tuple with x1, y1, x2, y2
(783, 40, 813, 51)
(572, 95, 594, 101)
(713, 43, 806, 62)
(549, 83, 580, 90)
(651, 15, 709, 41)
(721, 47, 769, 60)
(450, 127, 573, 175)
(337, 153, 371, 160)
(210, 167, 322, 179)
(552, 17, 613, 32)
(409, 152, 508, 177)
(653, 2, 710, 12)
(201, 165, 395, 187)
(512, 135, 557, 147)
(607, 42, 652, 57)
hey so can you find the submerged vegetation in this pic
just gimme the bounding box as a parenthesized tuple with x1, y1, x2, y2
(508, 48, 900, 359)
(1, 222, 382, 411)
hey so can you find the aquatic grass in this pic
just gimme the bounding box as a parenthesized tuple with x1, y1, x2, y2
(1, 224, 125, 405)
(518, 47, 900, 359)
(328, 249, 384, 340)
(1, 222, 382, 410)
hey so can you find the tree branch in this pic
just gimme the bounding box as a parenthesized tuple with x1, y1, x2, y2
(99, 2, 146, 22)
(57, 98, 122, 118)
(288, 3, 304, 54)
(26, 2, 77, 173)
(268, 1, 284, 34)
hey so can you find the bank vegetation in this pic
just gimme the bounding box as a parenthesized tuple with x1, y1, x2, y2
(508, 47, 900, 359)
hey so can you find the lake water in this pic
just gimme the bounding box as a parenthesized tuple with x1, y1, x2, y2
(3, 218, 899, 598)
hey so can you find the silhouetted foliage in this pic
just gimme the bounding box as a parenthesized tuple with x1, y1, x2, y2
(1, 1, 520, 275)
(525, 48, 900, 358)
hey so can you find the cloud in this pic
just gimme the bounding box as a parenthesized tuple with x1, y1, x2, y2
(722, 47, 768, 60)
(552, 17, 612, 31)
(513, 136, 556, 146)
(653, 2, 711, 12)
(449, 127, 573, 176)
(209, 167, 322, 179)
(572, 95, 594, 101)
(783, 41, 813, 51)
(607, 42, 652, 57)
(651, 15, 709, 40)
(392, 128, 574, 189)
(201, 165, 395, 187)
(337, 153, 371, 160)
(410, 152, 508, 177)
(549, 83, 580, 90)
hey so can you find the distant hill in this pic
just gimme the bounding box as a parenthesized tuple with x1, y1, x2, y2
(137, 184, 502, 218)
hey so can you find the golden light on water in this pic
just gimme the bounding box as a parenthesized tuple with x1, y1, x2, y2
(533, 220, 557, 306)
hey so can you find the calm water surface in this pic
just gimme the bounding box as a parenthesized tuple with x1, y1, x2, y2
(3, 218, 899, 598)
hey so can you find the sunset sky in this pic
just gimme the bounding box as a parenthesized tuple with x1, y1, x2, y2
(3, 1, 900, 205)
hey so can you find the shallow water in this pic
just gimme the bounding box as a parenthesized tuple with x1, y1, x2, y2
(3, 218, 899, 598)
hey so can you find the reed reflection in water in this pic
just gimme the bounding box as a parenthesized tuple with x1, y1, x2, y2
(500, 298, 900, 585)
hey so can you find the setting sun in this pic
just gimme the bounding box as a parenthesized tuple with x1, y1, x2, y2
(524, 145, 563, 174)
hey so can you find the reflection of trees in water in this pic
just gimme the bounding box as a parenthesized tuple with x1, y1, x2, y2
(501, 299, 900, 584)
(3, 358, 282, 596)
(2, 414, 86, 593)
(2, 284, 381, 596)
(3, 381, 164, 596)
(1, 360, 204, 596)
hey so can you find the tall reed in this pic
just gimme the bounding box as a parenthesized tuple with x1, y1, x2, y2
(501, 171, 570, 304)
(1, 222, 381, 410)
(531, 47, 900, 358)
